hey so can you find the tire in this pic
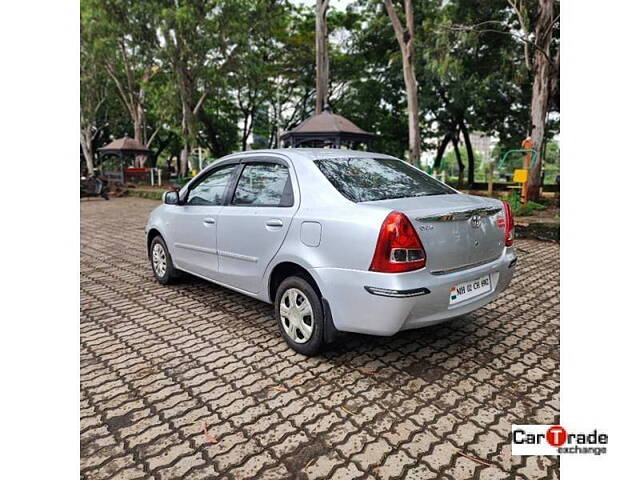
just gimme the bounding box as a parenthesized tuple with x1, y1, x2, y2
(275, 276, 325, 356)
(149, 235, 179, 285)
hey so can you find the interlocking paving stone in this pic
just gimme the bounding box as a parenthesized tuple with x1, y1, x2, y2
(81, 197, 559, 479)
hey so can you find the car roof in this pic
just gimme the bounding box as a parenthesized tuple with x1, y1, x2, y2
(221, 148, 398, 163)
(190, 148, 406, 208)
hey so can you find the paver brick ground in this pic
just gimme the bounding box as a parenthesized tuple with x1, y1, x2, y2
(81, 197, 559, 479)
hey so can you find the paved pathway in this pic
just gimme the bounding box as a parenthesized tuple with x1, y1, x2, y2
(81, 197, 559, 479)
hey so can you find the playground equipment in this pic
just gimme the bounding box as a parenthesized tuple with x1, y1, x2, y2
(498, 138, 539, 204)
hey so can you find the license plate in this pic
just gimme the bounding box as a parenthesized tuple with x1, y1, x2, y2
(449, 275, 491, 304)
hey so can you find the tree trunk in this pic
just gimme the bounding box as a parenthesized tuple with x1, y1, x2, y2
(315, 0, 330, 114)
(550, 49, 560, 112)
(453, 137, 465, 189)
(434, 133, 451, 170)
(460, 120, 475, 186)
(241, 111, 250, 151)
(525, 0, 554, 201)
(135, 102, 145, 143)
(177, 71, 197, 175)
(240, 107, 256, 151)
(384, 0, 421, 166)
(133, 107, 147, 167)
(80, 126, 95, 175)
(405, 64, 421, 166)
(179, 146, 189, 177)
(175, 154, 181, 178)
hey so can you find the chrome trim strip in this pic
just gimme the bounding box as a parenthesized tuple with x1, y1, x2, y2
(364, 286, 430, 298)
(174, 243, 218, 255)
(218, 250, 259, 263)
(430, 254, 502, 275)
(416, 206, 502, 223)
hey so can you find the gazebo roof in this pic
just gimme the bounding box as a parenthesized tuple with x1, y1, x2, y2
(98, 136, 151, 155)
(282, 109, 373, 138)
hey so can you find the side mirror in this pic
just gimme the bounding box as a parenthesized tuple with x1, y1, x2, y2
(163, 191, 179, 205)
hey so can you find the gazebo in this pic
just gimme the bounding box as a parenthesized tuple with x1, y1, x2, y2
(281, 107, 374, 149)
(97, 137, 153, 184)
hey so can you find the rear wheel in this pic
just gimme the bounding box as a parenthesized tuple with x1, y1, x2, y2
(149, 236, 179, 284)
(275, 276, 324, 356)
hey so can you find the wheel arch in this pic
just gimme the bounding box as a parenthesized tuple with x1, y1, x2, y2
(268, 260, 340, 345)
(268, 261, 322, 303)
(146, 228, 163, 257)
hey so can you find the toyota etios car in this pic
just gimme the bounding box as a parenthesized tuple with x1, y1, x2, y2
(146, 149, 516, 355)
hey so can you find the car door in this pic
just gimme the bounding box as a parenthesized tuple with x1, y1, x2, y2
(167, 163, 238, 279)
(216, 159, 297, 294)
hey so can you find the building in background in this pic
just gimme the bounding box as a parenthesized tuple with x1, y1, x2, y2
(469, 132, 499, 162)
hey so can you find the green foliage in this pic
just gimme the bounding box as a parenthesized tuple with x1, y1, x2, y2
(505, 189, 547, 216)
(80, 0, 559, 176)
(517, 201, 547, 216)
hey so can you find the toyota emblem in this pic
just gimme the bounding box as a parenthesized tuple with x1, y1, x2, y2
(470, 214, 481, 228)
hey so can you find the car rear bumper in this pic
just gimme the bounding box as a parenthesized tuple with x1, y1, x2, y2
(313, 248, 516, 336)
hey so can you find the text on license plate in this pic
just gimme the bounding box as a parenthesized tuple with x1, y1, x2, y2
(449, 275, 491, 304)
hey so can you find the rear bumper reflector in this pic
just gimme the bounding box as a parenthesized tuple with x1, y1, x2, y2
(364, 286, 430, 298)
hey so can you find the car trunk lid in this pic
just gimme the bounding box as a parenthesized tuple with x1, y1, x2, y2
(364, 194, 505, 274)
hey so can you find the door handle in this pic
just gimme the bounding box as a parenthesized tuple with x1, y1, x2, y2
(203, 217, 216, 225)
(265, 219, 283, 227)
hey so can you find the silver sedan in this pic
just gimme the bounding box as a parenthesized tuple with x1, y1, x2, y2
(146, 149, 516, 355)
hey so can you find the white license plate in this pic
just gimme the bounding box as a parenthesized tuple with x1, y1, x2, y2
(449, 275, 491, 304)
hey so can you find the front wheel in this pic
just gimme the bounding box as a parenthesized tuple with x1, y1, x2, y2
(275, 276, 324, 356)
(149, 236, 179, 284)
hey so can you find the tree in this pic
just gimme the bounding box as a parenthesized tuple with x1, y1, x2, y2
(228, 1, 297, 149)
(524, 0, 558, 200)
(156, 0, 214, 175)
(384, 0, 421, 165)
(421, 0, 536, 186)
(79, 0, 559, 184)
(501, 0, 559, 198)
(82, 0, 160, 152)
(249, 4, 317, 148)
(315, 0, 330, 113)
(80, 45, 108, 174)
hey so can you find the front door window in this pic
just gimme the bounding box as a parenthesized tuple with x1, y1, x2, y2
(187, 165, 237, 206)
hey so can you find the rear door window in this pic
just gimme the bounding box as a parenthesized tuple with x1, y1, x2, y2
(315, 157, 456, 202)
(231, 163, 293, 207)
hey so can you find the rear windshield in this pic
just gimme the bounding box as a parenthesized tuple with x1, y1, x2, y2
(315, 157, 457, 202)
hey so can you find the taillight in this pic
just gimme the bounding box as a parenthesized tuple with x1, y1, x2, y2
(499, 200, 514, 246)
(370, 211, 426, 273)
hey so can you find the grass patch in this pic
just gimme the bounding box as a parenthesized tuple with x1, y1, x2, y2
(506, 191, 547, 216)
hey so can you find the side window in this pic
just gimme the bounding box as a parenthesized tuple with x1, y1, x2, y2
(232, 163, 293, 207)
(187, 165, 236, 206)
